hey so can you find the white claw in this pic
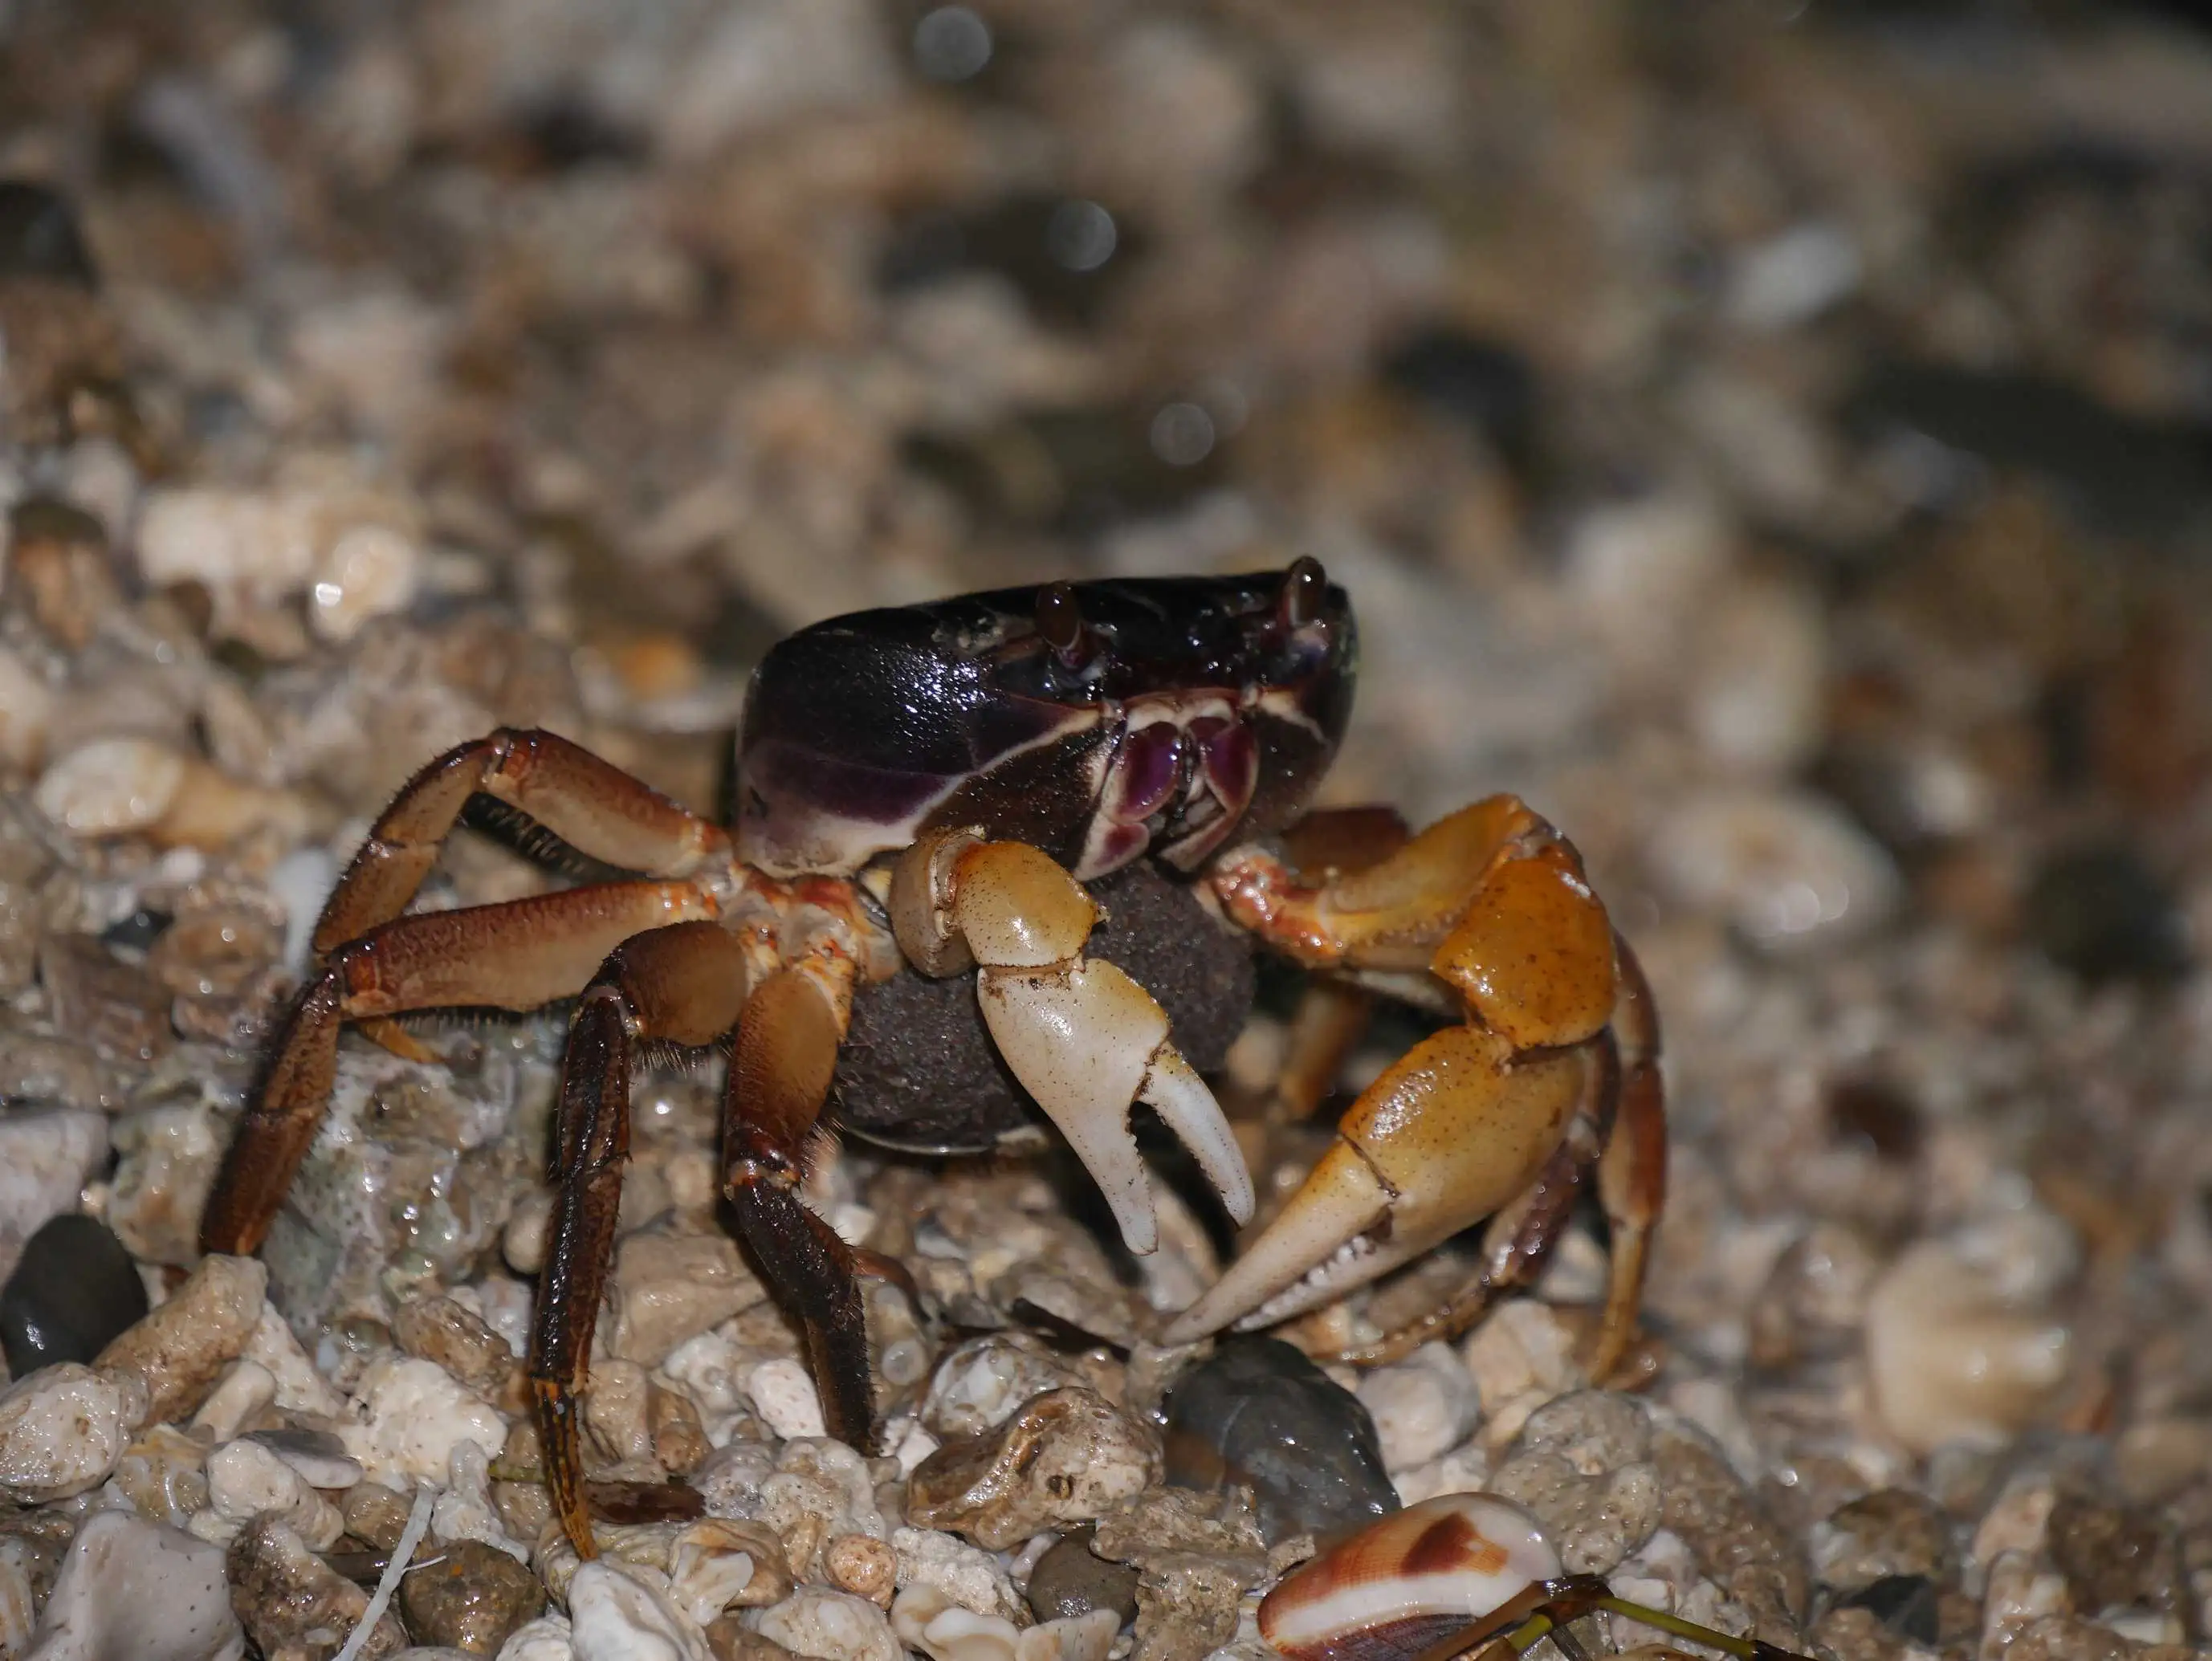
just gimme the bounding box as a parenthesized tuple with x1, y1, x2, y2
(1141, 1048, 1254, 1227)
(978, 961, 1170, 1255)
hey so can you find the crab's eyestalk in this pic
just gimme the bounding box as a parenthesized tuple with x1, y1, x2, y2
(1281, 554, 1328, 627)
(1035, 580, 1089, 666)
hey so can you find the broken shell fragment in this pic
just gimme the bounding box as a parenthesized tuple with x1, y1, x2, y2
(1257, 1493, 1561, 1661)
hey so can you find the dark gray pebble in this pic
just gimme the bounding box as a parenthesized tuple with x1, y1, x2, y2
(1163, 1337, 1398, 1546)
(1026, 1527, 1139, 1627)
(0, 1212, 148, 1377)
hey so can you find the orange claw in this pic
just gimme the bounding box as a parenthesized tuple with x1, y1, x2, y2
(1165, 796, 1663, 1370)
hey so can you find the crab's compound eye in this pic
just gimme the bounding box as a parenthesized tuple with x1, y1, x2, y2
(1035, 580, 1086, 657)
(1281, 556, 1328, 626)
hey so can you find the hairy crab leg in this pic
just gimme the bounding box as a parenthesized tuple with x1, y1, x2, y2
(313, 727, 729, 955)
(890, 828, 1255, 1256)
(1163, 796, 1640, 1351)
(199, 881, 716, 1256)
(720, 955, 873, 1454)
(532, 922, 752, 1560)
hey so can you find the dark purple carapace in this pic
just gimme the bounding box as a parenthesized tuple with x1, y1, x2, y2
(736, 565, 1357, 880)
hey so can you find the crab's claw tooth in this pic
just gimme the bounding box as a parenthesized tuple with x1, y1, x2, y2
(980, 959, 1253, 1256)
(1160, 1027, 1590, 1345)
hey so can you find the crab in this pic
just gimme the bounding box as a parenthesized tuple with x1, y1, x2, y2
(198, 560, 1667, 1559)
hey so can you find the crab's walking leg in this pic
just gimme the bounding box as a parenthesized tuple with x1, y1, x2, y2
(199, 881, 715, 1256)
(1162, 796, 1629, 1345)
(531, 921, 752, 1559)
(719, 955, 872, 1450)
(1591, 935, 1666, 1382)
(890, 828, 1254, 1256)
(314, 727, 728, 953)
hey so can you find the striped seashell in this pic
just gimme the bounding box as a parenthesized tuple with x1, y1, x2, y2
(1257, 1494, 1562, 1661)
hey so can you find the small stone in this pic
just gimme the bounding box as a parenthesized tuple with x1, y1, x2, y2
(247, 1425, 364, 1490)
(38, 935, 170, 1064)
(1355, 1342, 1480, 1476)
(35, 739, 187, 837)
(109, 1423, 211, 1527)
(345, 1481, 416, 1549)
(670, 1518, 790, 1626)
(395, 1296, 525, 1411)
(0, 181, 99, 288)
(204, 1435, 343, 1549)
(570, 1559, 712, 1661)
(190, 1360, 276, 1443)
(650, 1384, 712, 1476)
(1812, 1489, 1954, 1593)
(95, 1253, 267, 1427)
(2026, 845, 2190, 983)
(340, 1356, 507, 1487)
(2045, 1493, 2183, 1621)
(609, 1231, 770, 1367)
(890, 1527, 1022, 1625)
(1090, 1488, 1269, 1661)
(0, 1362, 141, 1500)
(906, 1389, 1160, 1551)
(1652, 1420, 1807, 1641)
(1162, 1337, 1395, 1546)
(108, 1099, 226, 1268)
(22, 1512, 242, 1661)
(825, 1534, 894, 1606)
(1460, 1299, 1584, 1435)
(226, 1514, 405, 1661)
(706, 1618, 792, 1661)
(744, 1359, 825, 1441)
(494, 1615, 573, 1661)
(891, 1586, 1116, 1661)
(1489, 1390, 1659, 1576)
(1646, 788, 1899, 953)
(399, 1538, 546, 1655)
(1863, 1219, 2075, 1455)
(748, 1590, 898, 1661)
(0, 1214, 146, 1375)
(0, 646, 53, 771)
(920, 1334, 1090, 1440)
(1025, 1530, 1139, 1627)
(0, 1111, 111, 1283)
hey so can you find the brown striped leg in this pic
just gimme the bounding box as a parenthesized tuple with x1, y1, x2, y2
(1590, 934, 1666, 1383)
(313, 728, 729, 955)
(720, 962, 874, 1453)
(1271, 979, 1373, 1123)
(530, 922, 752, 1560)
(199, 881, 717, 1256)
(1330, 1033, 1617, 1366)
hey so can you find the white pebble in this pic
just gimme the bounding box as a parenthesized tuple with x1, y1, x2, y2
(34, 738, 185, 835)
(495, 1615, 574, 1661)
(0, 1364, 139, 1502)
(1865, 1215, 2076, 1456)
(433, 1438, 527, 1563)
(751, 1589, 900, 1661)
(1647, 787, 1898, 953)
(890, 1529, 1020, 1622)
(569, 1561, 710, 1661)
(339, 1356, 506, 1487)
(0, 1112, 109, 1268)
(22, 1512, 242, 1661)
(744, 1358, 826, 1440)
(189, 1361, 276, 1443)
(242, 1304, 348, 1419)
(310, 522, 420, 642)
(204, 1437, 342, 1549)
(1358, 1343, 1481, 1473)
(893, 1586, 1118, 1661)
(0, 646, 53, 770)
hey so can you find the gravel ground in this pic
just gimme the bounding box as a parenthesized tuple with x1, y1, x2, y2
(1, 3, 2210, 1660)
